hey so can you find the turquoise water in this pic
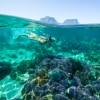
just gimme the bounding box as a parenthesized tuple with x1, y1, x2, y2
(0, 15, 100, 100)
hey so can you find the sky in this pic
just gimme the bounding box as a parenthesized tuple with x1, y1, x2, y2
(0, 0, 100, 24)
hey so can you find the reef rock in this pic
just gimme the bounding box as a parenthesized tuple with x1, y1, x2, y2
(40, 16, 58, 25)
(0, 61, 12, 79)
(63, 19, 79, 25)
(20, 55, 100, 100)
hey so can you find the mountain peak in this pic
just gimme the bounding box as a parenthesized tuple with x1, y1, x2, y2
(40, 16, 58, 24)
(39, 16, 79, 25)
(63, 19, 79, 25)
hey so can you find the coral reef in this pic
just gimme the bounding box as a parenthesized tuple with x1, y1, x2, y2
(20, 55, 100, 100)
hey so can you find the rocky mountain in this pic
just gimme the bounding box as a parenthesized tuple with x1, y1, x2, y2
(40, 16, 58, 25)
(63, 19, 79, 25)
(40, 16, 79, 25)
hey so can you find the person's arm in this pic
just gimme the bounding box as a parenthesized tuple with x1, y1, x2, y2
(15, 34, 29, 40)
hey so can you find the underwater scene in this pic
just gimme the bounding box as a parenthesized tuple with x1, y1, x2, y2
(0, 15, 100, 100)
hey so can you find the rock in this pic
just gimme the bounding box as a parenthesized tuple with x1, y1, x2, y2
(16, 60, 29, 74)
(49, 68, 62, 82)
(0, 61, 12, 79)
(56, 84, 66, 92)
(41, 93, 53, 100)
(54, 94, 68, 100)
(10, 68, 17, 80)
(40, 16, 58, 25)
(63, 19, 79, 25)
(71, 76, 82, 87)
(66, 86, 78, 98)
(69, 58, 84, 75)
(0, 97, 7, 100)
(39, 55, 72, 73)
(92, 79, 100, 92)
(27, 68, 35, 75)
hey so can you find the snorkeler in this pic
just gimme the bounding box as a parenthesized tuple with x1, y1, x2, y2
(16, 32, 56, 44)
